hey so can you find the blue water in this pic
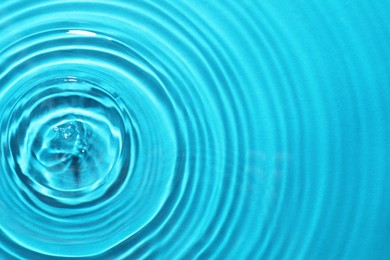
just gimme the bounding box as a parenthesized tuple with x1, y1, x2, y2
(1, 1, 390, 259)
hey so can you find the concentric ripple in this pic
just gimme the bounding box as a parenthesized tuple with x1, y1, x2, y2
(8, 79, 125, 196)
(1, 0, 390, 259)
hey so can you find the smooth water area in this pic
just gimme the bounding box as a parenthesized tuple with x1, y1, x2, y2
(1, 1, 390, 259)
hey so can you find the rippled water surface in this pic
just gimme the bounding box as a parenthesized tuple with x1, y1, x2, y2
(1, 1, 390, 259)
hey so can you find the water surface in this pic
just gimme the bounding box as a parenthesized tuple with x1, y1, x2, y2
(1, 1, 390, 259)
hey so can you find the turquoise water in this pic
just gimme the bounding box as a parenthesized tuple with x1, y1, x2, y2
(1, 1, 390, 259)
